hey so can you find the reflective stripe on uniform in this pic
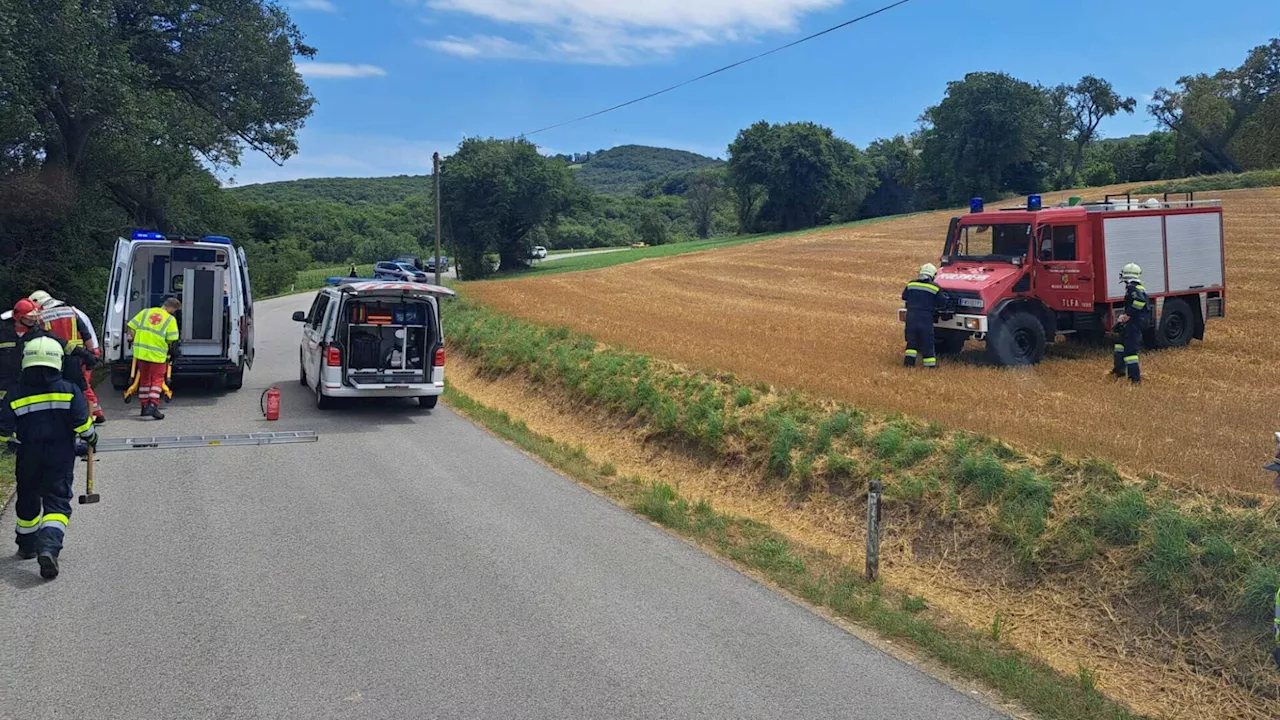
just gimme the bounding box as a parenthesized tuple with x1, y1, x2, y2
(1131, 300, 1147, 309)
(74, 417, 95, 436)
(905, 349, 919, 357)
(907, 282, 939, 294)
(1125, 355, 1140, 365)
(40, 513, 68, 532)
(10, 392, 74, 416)
(923, 357, 937, 366)
(16, 514, 42, 534)
(1114, 344, 1125, 352)
(0, 341, 15, 349)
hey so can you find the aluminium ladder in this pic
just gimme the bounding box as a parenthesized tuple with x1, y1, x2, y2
(92, 431, 319, 453)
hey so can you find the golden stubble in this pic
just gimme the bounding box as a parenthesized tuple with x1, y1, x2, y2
(466, 186, 1280, 494)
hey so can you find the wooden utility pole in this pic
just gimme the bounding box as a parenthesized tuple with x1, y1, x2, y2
(866, 479, 883, 582)
(433, 152, 443, 286)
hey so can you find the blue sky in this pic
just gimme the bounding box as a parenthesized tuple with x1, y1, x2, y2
(223, 0, 1280, 186)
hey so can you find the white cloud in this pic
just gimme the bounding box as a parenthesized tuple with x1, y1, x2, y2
(289, 0, 337, 11)
(419, 0, 843, 65)
(295, 62, 388, 79)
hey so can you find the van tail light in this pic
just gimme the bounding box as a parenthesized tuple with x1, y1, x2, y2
(434, 347, 446, 367)
(326, 346, 342, 367)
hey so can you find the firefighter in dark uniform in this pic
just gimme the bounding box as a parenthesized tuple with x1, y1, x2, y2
(902, 263, 950, 369)
(1112, 263, 1150, 384)
(0, 336, 98, 579)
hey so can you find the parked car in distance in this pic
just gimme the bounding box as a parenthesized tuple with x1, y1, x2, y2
(425, 255, 450, 273)
(530, 246, 548, 260)
(394, 262, 429, 282)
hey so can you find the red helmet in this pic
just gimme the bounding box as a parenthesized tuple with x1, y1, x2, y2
(12, 298, 39, 323)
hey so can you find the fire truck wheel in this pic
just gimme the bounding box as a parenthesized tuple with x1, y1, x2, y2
(225, 370, 244, 391)
(1152, 298, 1194, 349)
(935, 330, 968, 355)
(111, 371, 130, 391)
(418, 395, 439, 409)
(986, 311, 1047, 367)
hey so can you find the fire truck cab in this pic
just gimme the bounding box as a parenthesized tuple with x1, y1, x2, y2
(901, 193, 1226, 366)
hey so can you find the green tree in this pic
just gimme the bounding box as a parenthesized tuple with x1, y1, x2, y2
(685, 169, 725, 238)
(638, 208, 671, 246)
(1149, 38, 1280, 173)
(440, 138, 580, 279)
(918, 72, 1050, 204)
(0, 0, 315, 309)
(728, 121, 875, 232)
(861, 135, 919, 218)
(1065, 76, 1137, 186)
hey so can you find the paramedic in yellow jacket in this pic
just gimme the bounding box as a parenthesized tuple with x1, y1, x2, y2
(127, 297, 180, 420)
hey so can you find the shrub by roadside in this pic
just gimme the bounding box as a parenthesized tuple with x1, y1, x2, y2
(1133, 169, 1280, 195)
(444, 294, 1280, 712)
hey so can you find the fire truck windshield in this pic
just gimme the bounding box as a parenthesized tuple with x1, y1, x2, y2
(949, 223, 1032, 262)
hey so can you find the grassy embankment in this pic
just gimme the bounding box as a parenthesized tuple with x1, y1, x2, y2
(1133, 169, 1280, 194)
(444, 296, 1280, 718)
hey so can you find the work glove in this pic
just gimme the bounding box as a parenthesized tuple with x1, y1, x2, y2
(75, 440, 89, 457)
(87, 430, 98, 449)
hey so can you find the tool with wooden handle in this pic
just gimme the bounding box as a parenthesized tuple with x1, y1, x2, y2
(78, 445, 100, 504)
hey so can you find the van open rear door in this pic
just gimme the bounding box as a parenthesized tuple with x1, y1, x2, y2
(103, 236, 136, 364)
(236, 246, 255, 369)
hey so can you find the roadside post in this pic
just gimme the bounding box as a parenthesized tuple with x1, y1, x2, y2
(866, 479, 883, 582)
(433, 152, 443, 287)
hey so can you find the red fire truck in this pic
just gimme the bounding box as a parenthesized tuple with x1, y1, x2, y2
(900, 193, 1226, 366)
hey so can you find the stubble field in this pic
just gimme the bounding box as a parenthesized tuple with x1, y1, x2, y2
(466, 186, 1280, 493)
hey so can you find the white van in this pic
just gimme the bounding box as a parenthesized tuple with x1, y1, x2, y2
(294, 281, 454, 409)
(103, 231, 255, 391)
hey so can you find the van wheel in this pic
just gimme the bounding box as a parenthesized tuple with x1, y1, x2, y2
(418, 395, 439, 409)
(1153, 298, 1194, 349)
(225, 371, 244, 391)
(111, 371, 130, 391)
(299, 357, 308, 387)
(316, 385, 334, 410)
(986, 311, 1047, 366)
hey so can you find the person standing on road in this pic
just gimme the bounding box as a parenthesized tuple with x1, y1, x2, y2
(127, 297, 181, 420)
(1112, 263, 1150, 385)
(0, 336, 98, 579)
(901, 264, 950, 369)
(29, 290, 106, 424)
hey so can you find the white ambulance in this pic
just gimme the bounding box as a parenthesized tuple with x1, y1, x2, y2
(102, 231, 255, 391)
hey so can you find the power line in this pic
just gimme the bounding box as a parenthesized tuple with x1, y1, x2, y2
(517, 0, 916, 139)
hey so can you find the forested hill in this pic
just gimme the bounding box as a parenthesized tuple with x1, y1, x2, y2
(566, 145, 723, 195)
(226, 144, 724, 204)
(228, 175, 434, 205)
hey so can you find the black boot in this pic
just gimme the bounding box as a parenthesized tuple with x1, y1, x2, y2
(15, 547, 36, 560)
(150, 406, 165, 420)
(37, 552, 58, 580)
(904, 354, 917, 368)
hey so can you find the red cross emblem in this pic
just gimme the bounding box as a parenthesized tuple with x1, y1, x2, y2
(149, 312, 163, 325)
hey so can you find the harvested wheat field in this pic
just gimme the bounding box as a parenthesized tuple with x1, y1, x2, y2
(466, 186, 1280, 494)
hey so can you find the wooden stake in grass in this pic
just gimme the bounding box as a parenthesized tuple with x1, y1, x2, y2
(867, 479, 882, 582)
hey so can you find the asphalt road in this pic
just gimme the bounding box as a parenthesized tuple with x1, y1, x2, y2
(1, 294, 1007, 720)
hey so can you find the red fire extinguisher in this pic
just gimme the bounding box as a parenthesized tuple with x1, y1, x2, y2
(261, 386, 280, 421)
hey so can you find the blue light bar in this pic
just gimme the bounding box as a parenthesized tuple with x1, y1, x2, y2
(132, 231, 166, 241)
(200, 235, 232, 244)
(969, 197, 984, 214)
(1027, 194, 1042, 211)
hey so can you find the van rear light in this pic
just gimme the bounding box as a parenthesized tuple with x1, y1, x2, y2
(434, 348, 446, 367)
(326, 346, 342, 367)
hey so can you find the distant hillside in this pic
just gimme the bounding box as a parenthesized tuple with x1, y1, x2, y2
(228, 175, 432, 205)
(569, 145, 723, 195)
(226, 145, 723, 205)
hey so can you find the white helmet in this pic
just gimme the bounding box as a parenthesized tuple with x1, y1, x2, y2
(1119, 263, 1142, 282)
(919, 263, 939, 280)
(28, 290, 63, 309)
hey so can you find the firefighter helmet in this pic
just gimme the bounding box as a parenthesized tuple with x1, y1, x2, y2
(22, 336, 64, 371)
(3, 298, 39, 323)
(1120, 263, 1142, 282)
(919, 263, 939, 280)
(28, 290, 62, 309)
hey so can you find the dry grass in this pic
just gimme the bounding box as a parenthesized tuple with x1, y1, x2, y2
(447, 354, 1280, 720)
(465, 186, 1280, 494)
